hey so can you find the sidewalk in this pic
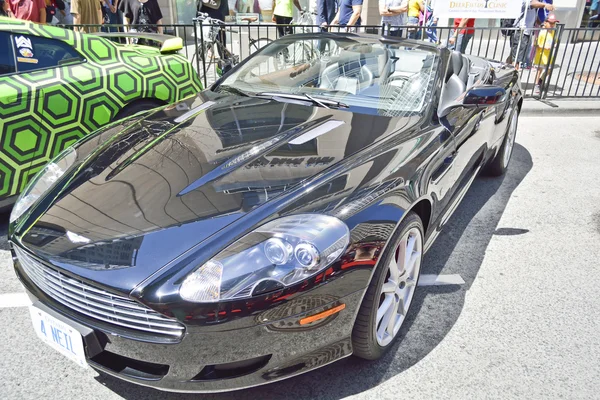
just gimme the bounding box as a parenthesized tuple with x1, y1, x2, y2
(521, 98, 600, 116)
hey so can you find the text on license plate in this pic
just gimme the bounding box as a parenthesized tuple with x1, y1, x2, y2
(29, 306, 87, 368)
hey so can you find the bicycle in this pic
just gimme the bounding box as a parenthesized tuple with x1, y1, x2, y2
(192, 12, 274, 84)
(270, 10, 321, 68)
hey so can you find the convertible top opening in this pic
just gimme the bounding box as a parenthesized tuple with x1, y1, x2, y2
(218, 35, 440, 117)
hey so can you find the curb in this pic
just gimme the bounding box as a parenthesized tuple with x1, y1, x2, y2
(521, 99, 600, 116)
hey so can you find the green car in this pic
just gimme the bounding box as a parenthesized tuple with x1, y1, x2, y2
(0, 17, 203, 209)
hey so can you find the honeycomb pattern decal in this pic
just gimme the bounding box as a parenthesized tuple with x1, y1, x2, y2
(0, 19, 203, 201)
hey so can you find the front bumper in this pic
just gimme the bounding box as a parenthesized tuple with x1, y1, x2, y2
(15, 257, 367, 392)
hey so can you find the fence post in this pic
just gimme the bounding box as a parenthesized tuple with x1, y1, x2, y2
(580, 27, 600, 97)
(198, 20, 207, 89)
(541, 24, 563, 99)
(248, 22, 252, 59)
(512, 28, 524, 68)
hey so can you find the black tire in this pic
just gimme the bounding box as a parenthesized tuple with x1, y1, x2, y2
(114, 100, 163, 121)
(352, 212, 424, 360)
(485, 106, 519, 177)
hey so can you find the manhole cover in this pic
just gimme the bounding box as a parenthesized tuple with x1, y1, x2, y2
(575, 71, 600, 85)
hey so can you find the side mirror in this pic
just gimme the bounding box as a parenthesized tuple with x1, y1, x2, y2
(463, 86, 507, 106)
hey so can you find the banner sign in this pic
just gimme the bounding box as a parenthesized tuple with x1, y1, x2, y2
(553, 0, 577, 8)
(435, 0, 524, 18)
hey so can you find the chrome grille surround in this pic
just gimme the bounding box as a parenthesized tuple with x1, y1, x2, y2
(14, 245, 185, 338)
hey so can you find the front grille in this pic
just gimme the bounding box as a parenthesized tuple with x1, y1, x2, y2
(15, 246, 185, 338)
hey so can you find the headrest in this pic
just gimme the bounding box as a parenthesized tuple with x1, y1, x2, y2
(451, 51, 463, 78)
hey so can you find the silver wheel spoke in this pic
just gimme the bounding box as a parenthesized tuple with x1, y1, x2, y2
(390, 243, 403, 281)
(407, 251, 421, 276)
(397, 296, 406, 316)
(382, 281, 396, 293)
(377, 295, 395, 339)
(405, 235, 416, 268)
(377, 313, 390, 339)
(386, 297, 401, 334)
(377, 293, 394, 324)
(375, 227, 423, 347)
(504, 113, 518, 168)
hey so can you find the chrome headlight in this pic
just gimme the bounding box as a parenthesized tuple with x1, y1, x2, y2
(10, 147, 77, 223)
(180, 214, 350, 302)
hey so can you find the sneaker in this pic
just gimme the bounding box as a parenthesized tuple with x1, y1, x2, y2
(533, 85, 541, 97)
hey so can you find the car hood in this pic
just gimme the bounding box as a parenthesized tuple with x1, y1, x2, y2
(15, 91, 416, 294)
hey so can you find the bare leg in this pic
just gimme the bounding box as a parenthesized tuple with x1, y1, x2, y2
(535, 67, 543, 85)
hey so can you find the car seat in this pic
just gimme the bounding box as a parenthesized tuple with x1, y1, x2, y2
(319, 59, 374, 95)
(451, 51, 470, 85)
(439, 52, 467, 114)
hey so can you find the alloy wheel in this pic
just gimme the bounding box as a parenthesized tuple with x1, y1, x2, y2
(503, 111, 518, 168)
(375, 227, 422, 347)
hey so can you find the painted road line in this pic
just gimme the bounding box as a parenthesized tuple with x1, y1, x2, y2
(0, 293, 31, 308)
(418, 274, 466, 286)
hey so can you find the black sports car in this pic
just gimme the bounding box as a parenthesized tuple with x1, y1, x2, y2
(9, 33, 522, 392)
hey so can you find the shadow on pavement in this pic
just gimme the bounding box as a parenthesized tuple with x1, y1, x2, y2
(96, 144, 530, 399)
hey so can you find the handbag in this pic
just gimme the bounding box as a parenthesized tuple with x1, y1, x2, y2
(202, 0, 221, 10)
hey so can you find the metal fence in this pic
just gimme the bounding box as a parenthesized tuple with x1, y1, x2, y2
(65, 22, 600, 99)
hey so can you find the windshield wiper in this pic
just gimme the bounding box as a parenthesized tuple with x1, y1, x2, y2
(256, 92, 348, 109)
(304, 93, 330, 109)
(217, 85, 255, 98)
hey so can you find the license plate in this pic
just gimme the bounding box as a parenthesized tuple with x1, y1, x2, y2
(29, 306, 87, 368)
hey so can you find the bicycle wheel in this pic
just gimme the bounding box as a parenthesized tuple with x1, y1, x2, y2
(251, 38, 273, 52)
(199, 42, 228, 86)
(192, 42, 211, 73)
(247, 38, 281, 75)
(278, 42, 314, 67)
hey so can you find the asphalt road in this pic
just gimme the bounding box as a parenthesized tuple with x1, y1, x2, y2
(1, 116, 599, 399)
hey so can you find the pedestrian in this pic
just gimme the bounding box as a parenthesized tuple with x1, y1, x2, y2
(101, 0, 122, 32)
(120, 0, 163, 43)
(237, 0, 252, 13)
(507, 0, 554, 69)
(272, 0, 302, 37)
(379, 0, 407, 38)
(1, 0, 15, 17)
(422, 3, 437, 43)
(533, 13, 558, 96)
(317, 0, 336, 31)
(8, 0, 46, 22)
(70, 0, 102, 31)
(592, 0, 599, 17)
(449, 17, 475, 53)
(54, 0, 73, 25)
(45, 0, 61, 23)
(406, 0, 422, 38)
(331, 0, 362, 29)
(199, 0, 228, 59)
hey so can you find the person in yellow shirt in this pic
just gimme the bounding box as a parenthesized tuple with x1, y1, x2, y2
(407, 0, 422, 38)
(533, 13, 558, 97)
(272, 0, 302, 37)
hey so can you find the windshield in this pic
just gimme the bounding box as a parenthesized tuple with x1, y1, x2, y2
(219, 35, 439, 117)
